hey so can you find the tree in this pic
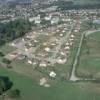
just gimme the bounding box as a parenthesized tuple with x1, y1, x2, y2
(0, 52, 4, 57)
(0, 19, 32, 46)
(0, 79, 5, 95)
(2, 58, 11, 65)
(0, 79, 6, 100)
(0, 76, 13, 100)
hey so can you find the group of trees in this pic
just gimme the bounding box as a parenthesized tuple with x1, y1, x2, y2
(2, 58, 12, 68)
(59, 4, 100, 10)
(0, 19, 32, 46)
(0, 76, 20, 99)
(0, 77, 12, 94)
(0, 52, 4, 57)
(43, 0, 100, 10)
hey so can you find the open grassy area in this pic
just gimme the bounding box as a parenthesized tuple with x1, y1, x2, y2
(10, 58, 48, 82)
(1, 67, 100, 100)
(77, 32, 100, 79)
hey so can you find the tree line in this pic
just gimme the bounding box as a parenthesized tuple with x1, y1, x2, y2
(59, 4, 100, 10)
(0, 19, 32, 46)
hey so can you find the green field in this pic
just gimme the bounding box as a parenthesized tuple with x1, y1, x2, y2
(77, 32, 100, 79)
(1, 67, 100, 100)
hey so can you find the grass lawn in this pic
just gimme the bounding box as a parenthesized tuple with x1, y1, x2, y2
(77, 32, 100, 78)
(10, 58, 47, 82)
(1, 67, 100, 100)
(90, 32, 100, 40)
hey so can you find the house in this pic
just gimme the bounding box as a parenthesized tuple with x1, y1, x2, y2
(49, 71, 56, 78)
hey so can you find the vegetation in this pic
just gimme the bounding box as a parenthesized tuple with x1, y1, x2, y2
(0, 76, 13, 94)
(77, 32, 100, 79)
(1, 67, 100, 100)
(0, 52, 4, 57)
(2, 58, 11, 65)
(7, 89, 21, 98)
(59, 4, 100, 10)
(0, 79, 5, 95)
(53, 0, 100, 10)
(74, 0, 100, 5)
(0, 76, 21, 100)
(0, 19, 32, 46)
